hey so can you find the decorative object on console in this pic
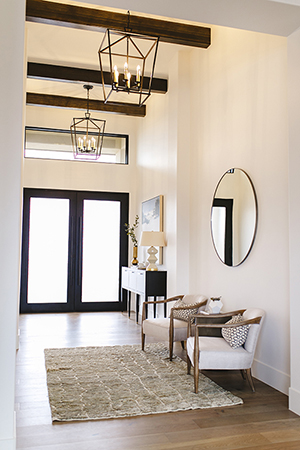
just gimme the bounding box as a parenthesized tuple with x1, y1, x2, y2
(125, 215, 139, 266)
(140, 231, 166, 271)
(207, 297, 223, 314)
(70, 85, 106, 160)
(141, 195, 163, 264)
(98, 11, 159, 107)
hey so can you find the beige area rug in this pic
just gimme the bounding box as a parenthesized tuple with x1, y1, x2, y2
(44, 343, 243, 422)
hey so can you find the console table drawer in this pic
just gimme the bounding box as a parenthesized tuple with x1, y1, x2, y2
(135, 271, 145, 294)
(121, 266, 167, 322)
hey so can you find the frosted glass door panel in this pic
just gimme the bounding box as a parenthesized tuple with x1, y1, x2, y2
(27, 198, 69, 304)
(81, 200, 120, 302)
(211, 207, 226, 262)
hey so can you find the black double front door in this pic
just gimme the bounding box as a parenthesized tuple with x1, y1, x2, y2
(20, 188, 129, 313)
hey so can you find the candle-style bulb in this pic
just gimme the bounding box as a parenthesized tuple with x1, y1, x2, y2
(113, 65, 119, 86)
(136, 65, 141, 85)
(126, 72, 131, 89)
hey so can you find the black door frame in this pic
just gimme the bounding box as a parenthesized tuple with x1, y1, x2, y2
(212, 198, 233, 266)
(20, 188, 129, 313)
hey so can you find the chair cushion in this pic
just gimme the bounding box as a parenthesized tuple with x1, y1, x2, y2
(172, 299, 199, 322)
(171, 294, 208, 322)
(187, 336, 253, 370)
(221, 314, 250, 349)
(143, 318, 189, 342)
(182, 294, 207, 306)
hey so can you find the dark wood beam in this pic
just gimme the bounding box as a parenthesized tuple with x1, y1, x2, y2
(26, 93, 146, 117)
(27, 62, 168, 94)
(26, 0, 211, 48)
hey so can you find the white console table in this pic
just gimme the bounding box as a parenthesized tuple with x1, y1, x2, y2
(121, 266, 167, 322)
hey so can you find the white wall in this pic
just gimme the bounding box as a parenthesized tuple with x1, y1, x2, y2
(287, 26, 300, 416)
(189, 26, 290, 394)
(134, 50, 193, 303)
(0, 1, 25, 449)
(135, 26, 290, 395)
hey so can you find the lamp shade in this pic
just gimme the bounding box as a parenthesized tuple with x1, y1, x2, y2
(140, 231, 166, 247)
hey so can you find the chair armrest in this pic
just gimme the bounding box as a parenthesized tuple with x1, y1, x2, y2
(194, 316, 262, 335)
(143, 295, 184, 306)
(142, 295, 184, 322)
(192, 309, 246, 320)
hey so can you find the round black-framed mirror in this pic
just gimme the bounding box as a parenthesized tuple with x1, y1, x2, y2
(211, 168, 258, 267)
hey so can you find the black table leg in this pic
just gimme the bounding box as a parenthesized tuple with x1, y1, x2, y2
(128, 291, 131, 318)
(136, 294, 140, 323)
(164, 299, 167, 318)
(153, 296, 157, 318)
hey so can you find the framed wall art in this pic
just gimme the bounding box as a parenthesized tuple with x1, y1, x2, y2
(141, 195, 163, 264)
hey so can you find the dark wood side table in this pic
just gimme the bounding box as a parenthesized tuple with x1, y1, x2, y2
(121, 267, 167, 323)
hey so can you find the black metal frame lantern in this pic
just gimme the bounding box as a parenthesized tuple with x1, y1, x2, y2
(98, 17, 159, 107)
(70, 85, 106, 161)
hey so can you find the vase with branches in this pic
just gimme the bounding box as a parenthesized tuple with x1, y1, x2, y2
(125, 215, 139, 265)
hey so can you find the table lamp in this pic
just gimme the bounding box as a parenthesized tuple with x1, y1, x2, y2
(139, 231, 166, 271)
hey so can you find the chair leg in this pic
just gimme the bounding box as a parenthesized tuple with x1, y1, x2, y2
(245, 368, 255, 392)
(141, 333, 145, 351)
(240, 369, 246, 380)
(181, 340, 185, 350)
(169, 338, 173, 361)
(187, 354, 191, 375)
(194, 363, 199, 394)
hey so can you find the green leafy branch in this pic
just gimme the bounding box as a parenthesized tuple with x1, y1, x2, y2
(125, 215, 139, 247)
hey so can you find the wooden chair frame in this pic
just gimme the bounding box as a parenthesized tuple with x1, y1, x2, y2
(187, 310, 263, 393)
(142, 295, 208, 360)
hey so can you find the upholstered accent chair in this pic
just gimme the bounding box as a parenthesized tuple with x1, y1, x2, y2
(187, 308, 265, 393)
(141, 294, 208, 361)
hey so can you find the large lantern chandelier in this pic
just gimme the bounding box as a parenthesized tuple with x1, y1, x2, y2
(70, 85, 106, 160)
(98, 12, 159, 107)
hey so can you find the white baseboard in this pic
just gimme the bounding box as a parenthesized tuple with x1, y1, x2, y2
(0, 412, 16, 450)
(0, 437, 16, 450)
(252, 358, 290, 395)
(289, 387, 300, 416)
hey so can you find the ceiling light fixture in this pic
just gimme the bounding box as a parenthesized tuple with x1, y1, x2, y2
(98, 11, 159, 107)
(70, 84, 106, 160)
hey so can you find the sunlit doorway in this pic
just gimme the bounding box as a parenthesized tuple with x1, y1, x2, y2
(20, 188, 129, 313)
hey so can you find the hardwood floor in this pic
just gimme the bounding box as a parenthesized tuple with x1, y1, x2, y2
(16, 312, 300, 450)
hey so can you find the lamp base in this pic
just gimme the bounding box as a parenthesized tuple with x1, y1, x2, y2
(146, 245, 158, 271)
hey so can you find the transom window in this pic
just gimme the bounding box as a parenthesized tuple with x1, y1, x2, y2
(24, 127, 128, 164)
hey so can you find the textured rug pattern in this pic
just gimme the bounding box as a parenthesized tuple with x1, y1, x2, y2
(44, 343, 243, 422)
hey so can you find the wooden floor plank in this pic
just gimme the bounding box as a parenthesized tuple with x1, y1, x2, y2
(16, 312, 300, 450)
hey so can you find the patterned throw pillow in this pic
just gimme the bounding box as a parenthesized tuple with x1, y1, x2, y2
(171, 299, 199, 322)
(221, 314, 250, 349)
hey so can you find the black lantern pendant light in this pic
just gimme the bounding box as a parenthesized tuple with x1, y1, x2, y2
(98, 11, 159, 107)
(70, 85, 106, 160)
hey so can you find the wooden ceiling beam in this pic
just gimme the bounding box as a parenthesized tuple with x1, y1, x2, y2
(26, 93, 146, 117)
(26, 0, 211, 48)
(27, 62, 168, 94)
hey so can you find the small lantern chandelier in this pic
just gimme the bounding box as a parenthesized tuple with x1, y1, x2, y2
(70, 85, 106, 160)
(98, 11, 159, 107)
